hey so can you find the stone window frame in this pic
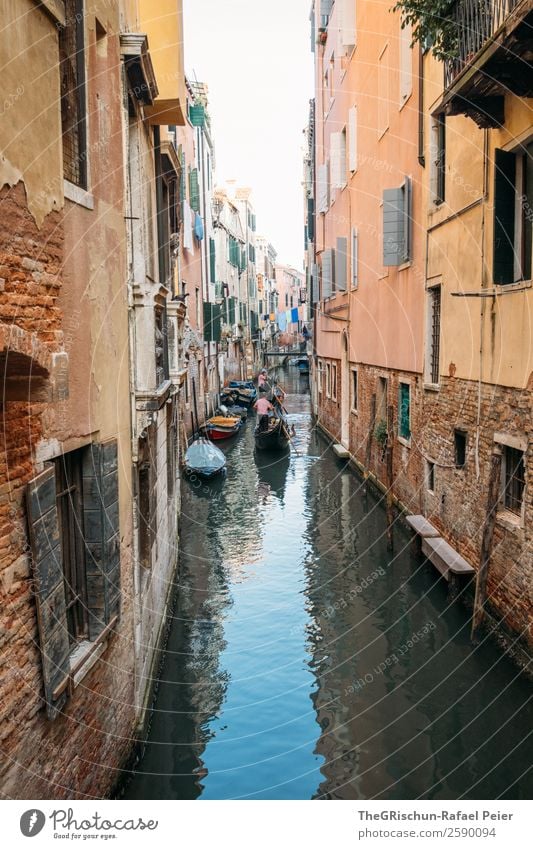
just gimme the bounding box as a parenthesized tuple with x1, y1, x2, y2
(325, 362, 332, 398)
(494, 432, 527, 530)
(331, 362, 338, 401)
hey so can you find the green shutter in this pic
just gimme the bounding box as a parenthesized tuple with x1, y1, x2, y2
(209, 238, 216, 283)
(82, 440, 120, 636)
(229, 296, 237, 325)
(26, 467, 70, 720)
(212, 303, 222, 342)
(189, 168, 200, 213)
(240, 247, 246, 272)
(493, 149, 516, 285)
(203, 302, 213, 342)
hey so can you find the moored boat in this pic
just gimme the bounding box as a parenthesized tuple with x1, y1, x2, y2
(205, 415, 242, 441)
(184, 438, 226, 478)
(227, 380, 258, 406)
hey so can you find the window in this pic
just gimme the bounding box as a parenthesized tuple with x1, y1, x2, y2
(426, 285, 441, 385)
(318, 360, 323, 395)
(351, 227, 359, 288)
(138, 425, 157, 568)
(377, 376, 388, 423)
(399, 22, 413, 105)
(349, 106, 358, 173)
(331, 129, 347, 189)
(326, 362, 331, 397)
(55, 449, 88, 645)
(59, 0, 87, 187)
(493, 144, 533, 284)
(331, 363, 337, 400)
(155, 308, 168, 387)
(383, 176, 412, 265)
(351, 368, 358, 411)
(426, 460, 435, 493)
(454, 430, 467, 468)
(378, 45, 389, 138)
(167, 400, 177, 498)
(430, 114, 446, 206)
(502, 445, 525, 515)
(398, 382, 411, 441)
(26, 441, 120, 719)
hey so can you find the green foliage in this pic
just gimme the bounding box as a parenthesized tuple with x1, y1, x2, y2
(392, 1, 460, 60)
(374, 419, 388, 447)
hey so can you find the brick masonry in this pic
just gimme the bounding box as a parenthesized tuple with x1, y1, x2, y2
(315, 358, 533, 654)
(0, 184, 137, 799)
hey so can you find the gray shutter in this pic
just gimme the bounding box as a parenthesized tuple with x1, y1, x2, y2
(320, 0, 333, 16)
(310, 7, 316, 52)
(383, 187, 405, 266)
(26, 467, 70, 720)
(82, 440, 120, 639)
(322, 249, 334, 298)
(336, 237, 348, 291)
(404, 176, 412, 262)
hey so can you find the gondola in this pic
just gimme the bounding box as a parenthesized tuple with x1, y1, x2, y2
(254, 410, 291, 451)
(205, 415, 242, 441)
(184, 438, 226, 478)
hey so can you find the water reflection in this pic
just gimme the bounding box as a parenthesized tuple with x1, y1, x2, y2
(123, 367, 533, 801)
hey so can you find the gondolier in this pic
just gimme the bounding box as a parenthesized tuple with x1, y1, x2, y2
(254, 395, 274, 431)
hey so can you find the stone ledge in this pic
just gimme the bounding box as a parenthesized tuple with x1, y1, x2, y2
(405, 514, 440, 538)
(422, 536, 476, 581)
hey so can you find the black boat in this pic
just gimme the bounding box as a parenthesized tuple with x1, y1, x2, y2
(254, 411, 291, 451)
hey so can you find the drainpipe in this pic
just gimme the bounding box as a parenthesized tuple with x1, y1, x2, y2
(418, 46, 425, 168)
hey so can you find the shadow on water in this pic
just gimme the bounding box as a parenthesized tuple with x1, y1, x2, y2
(122, 365, 533, 800)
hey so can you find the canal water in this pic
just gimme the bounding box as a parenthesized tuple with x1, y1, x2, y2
(123, 369, 532, 800)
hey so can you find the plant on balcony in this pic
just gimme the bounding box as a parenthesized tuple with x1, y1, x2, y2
(392, 1, 460, 59)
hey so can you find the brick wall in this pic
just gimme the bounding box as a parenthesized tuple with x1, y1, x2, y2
(0, 184, 137, 798)
(420, 375, 533, 647)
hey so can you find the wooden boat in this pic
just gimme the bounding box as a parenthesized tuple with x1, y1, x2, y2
(228, 380, 257, 406)
(254, 412, 291, 451)
(218, 404, 248, 420)
(205, 415, 241, 441)
(184, 438, 226, 478)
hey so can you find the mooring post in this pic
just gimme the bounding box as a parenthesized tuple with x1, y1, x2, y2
(471, 446, 502, 642)
(363, 394, 376, 497)
(386, 403, 394, 552)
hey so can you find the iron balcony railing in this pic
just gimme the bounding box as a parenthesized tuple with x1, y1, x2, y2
(444, 0, 520, 88)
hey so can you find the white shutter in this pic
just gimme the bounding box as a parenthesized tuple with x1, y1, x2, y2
(351, 227, 359, 288)
(349, 106, 358, 172)
(341, 0, 356, 49)
(331, 132, 346, 189)
(317, 162, 329, 214)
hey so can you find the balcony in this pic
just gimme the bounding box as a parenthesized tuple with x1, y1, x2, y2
(439, 0, 533, 127)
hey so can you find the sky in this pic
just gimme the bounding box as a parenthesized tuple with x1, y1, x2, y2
(183, 0, 314, 270)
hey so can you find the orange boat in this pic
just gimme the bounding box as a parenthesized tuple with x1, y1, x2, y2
(205, 415, 242, 441)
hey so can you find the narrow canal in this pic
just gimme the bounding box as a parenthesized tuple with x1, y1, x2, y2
(123, 369, 532, 800)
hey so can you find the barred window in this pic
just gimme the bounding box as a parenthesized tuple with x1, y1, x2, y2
(503, 446, 525, 515)
(59, 0, 87, 187)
